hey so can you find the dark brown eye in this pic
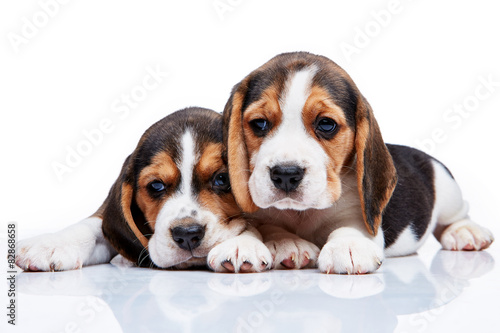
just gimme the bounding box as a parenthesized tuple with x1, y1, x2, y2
(150, 182, 165, 191)
(148, 181, 166, 197)
(212, 172, 230, 193)
(249, 119, 271, 137)
(315, 117, 338, 139)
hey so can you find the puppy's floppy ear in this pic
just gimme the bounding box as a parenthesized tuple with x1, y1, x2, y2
(100, 154, 154, 267)
(223, 84, 259, 213)
(354, 96, 398, 236)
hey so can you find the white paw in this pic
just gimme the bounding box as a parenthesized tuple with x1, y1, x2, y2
(318, 237, 384, 274)
(208, 236, 272, 273)
(266, 238, 320, 269)
(16, 233, 96, 272)
(440, 220, 494, 251)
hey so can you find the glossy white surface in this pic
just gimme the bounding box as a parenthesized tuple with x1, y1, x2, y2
(4, 240, 499, 333)
(2, 1, 499, 332)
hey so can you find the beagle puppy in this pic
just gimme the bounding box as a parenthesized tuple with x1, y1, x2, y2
(223, 52, 494, 274)
(16, 107, 272, 273)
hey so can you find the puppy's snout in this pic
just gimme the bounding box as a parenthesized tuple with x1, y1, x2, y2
(171, 224, 205, 251)
(270, 165, 305, 194)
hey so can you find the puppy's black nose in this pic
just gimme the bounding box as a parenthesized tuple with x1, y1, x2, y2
(171, 224, 205, 251)
(270, 165, 305, 193)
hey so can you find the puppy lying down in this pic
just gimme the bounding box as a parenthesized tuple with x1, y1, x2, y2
(16, 107, 272, 273)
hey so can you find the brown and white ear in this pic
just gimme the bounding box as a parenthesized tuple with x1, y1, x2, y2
(100, 154, 153, 266)
(223, 84, 259, 213)
(354, 96, 398, 236)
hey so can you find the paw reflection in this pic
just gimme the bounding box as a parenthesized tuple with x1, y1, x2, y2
(207, 274, 272, 296)
(318, 274, 385, 299)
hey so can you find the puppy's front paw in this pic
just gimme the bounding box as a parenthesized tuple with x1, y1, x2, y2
(266, 238, 320, 269)
(440, 220, 494, 251)
(16, 234, 95, 272)
(208, 236, 272, 273)
(318, 237, 384, 274)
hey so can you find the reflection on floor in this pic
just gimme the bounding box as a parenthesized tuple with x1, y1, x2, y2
(13, 247, 498, 333)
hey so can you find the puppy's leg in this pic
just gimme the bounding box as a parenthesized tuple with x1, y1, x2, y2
(259, 225, 320, 269)
(16, 216, 117, 272)
(432, 161, 494, 251)
(318, 218, 385, 274)
(208, 224, 272, 273)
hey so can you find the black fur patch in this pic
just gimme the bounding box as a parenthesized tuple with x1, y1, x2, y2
(101, 178, 153, 266)
(241, 67, 288, 113)
(382, 145, 436, 248)
(313, 71, 357, 129)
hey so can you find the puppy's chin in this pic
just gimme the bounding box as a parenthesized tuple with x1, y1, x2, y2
(250, 184, 334, 211)
(270, 198, 306, 210)
(151, 251, 207, 269)
(267, 197, 332, 211)
(148, 235, 208, 269)
(171, 257, 207, 269)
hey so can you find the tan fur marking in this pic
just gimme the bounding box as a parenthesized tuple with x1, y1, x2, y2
(354, 100, 397, 235)
(138, 152, 179, 188)
(121, 183, 149, 248)
(242, 86, 283, 169)
(355, 115, 371, 233)
(136, 151, 180, 229)
(302, 86, 356, 202)
(196, 143, 224, 182)
(227, 90, 259, 212)
(198, 189, 241, 224)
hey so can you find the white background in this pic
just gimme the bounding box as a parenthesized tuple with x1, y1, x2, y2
(1, 1, 499, 247)
(1, 1, 500, 333)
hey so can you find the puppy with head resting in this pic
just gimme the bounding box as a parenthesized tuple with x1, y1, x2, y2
(223, 52, 494, 274)
(16, 107, 272, 273)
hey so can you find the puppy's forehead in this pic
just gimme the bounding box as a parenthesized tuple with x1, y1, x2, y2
(240, 52, 358, 128)
(312, 67, 357, 128)
(134, 108, 223, 178)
